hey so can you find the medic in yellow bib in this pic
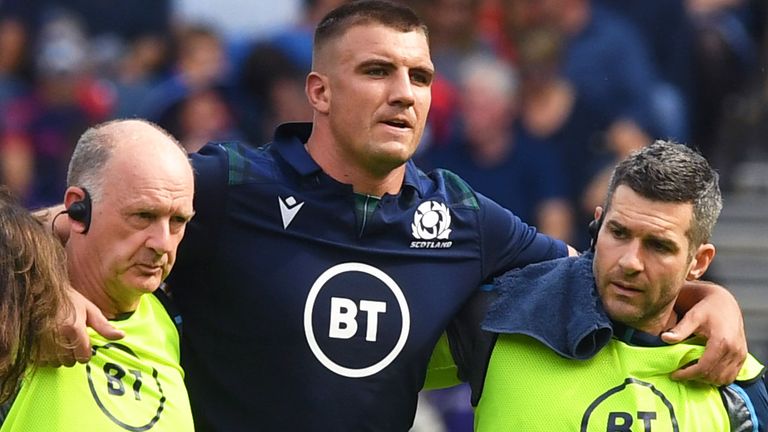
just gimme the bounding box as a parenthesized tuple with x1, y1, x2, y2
(0, 120, 195, 431)
(472, 141, 768, 431)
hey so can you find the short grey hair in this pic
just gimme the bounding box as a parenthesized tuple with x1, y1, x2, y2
(458, 54, 519, 98)
(66, 119, 185, 202)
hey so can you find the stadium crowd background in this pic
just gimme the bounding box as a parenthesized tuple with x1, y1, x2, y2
(0, 0, 766, 430)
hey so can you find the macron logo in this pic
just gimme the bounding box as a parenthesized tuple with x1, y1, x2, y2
(279, 196, 305, 229)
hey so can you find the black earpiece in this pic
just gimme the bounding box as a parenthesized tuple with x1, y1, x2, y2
(588, 212, 605, 252)
(67, 188, 92, 234)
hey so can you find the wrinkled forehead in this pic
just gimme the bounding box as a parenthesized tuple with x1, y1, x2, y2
(606, 185, 695, 242)
(101, 149, 194, 201)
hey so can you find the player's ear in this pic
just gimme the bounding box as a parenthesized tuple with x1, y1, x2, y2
(686, 243, 716, 280)
(64, 186, 91, 234)
(306, 72, 330, 115)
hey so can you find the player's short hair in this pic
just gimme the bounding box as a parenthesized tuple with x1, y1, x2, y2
(313, 0, 427, 68)
(604, 140, 722, 247)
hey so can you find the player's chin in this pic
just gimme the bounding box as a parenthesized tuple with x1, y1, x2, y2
(603, 300, 641, 324)
(376, 141, 418, 163)
(126, 275, 164, 294)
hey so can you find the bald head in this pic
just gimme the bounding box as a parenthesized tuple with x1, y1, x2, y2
(64, 119, 195, 315)
(67, 119, 190, 203)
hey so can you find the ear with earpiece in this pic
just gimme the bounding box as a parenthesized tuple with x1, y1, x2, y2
(588, 207, 605, 252)
(64, 187, 92, 234)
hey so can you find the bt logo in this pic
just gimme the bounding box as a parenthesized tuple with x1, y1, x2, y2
(581, 378, 677, 431)
(86, 343, 166, 430)
(329, 298, 387, 342)
(605, 411, 659, 432)
(304, 263, 410, 378)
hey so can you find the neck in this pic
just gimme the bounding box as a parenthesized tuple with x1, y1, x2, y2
(305, 131, 406, 197)
(630, 307, 678, 336)
(66, 244, 141, 319)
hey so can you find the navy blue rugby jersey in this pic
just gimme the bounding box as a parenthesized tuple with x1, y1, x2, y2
(167, 123, 567, 431)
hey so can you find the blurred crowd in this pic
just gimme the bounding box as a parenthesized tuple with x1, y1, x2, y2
(410, 0, 767, 253)
(0, 0, 766, 430)
(1, 0, 766, 249)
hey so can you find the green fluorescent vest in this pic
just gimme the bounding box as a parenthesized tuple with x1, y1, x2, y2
(1, 294, 193, 431)
(475, 334, 764, 431)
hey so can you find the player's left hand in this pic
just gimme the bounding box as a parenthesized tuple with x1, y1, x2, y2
(661, 280, 746, 385)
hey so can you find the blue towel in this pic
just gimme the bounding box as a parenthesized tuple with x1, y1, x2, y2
(482, 252, 612, 360)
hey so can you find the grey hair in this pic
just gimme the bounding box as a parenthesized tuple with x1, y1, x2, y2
(458, 54, 519, 98)
(66, 119, 185, 202)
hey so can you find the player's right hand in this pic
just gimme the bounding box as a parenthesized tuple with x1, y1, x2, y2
(38, 286, 125, 367)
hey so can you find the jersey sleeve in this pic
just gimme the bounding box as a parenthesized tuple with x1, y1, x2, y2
(422, 177, 567, 394)
(477, 191, 568, 281)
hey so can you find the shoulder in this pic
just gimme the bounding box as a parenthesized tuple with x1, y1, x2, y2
(722, 355, 768, 431)
(192, 141, 281, 187)
(423, 168, 481, 210)
(722, 376, 768, 432)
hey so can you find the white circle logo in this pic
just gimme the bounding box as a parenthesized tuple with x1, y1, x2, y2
(303, 262, 410, 378)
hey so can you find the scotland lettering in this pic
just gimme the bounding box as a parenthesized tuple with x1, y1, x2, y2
(410, 240, 453, 248)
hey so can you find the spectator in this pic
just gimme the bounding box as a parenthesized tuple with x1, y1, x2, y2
(239, 42, 313, 144)
(0, 13, 98, 208)
(422, 54, 573, 242)
(141, 24, 230, 127)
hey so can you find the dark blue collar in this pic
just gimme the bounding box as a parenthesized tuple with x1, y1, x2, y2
(273, 123, 321, 177)
(611, 320, 671, 347)
(271, 122, 425, 198)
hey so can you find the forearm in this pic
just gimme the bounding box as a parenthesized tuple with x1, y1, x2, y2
(675, 279, 729, 313)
